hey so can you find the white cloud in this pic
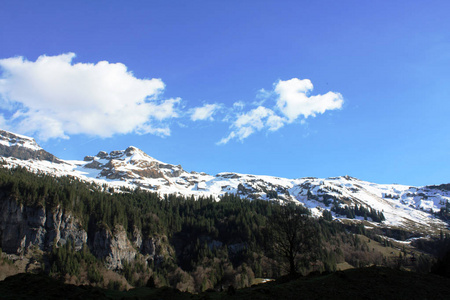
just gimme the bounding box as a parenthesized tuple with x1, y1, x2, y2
(219, 78, 344, 144)
(0, 56, 343, 145)
(233, 101, 245, 110)
(266, 114, 285, 131)
(275, 78, 343, 122)
(217, 131, 236, 145)
(254, 88, 273, 105)
(190, 103, 221, 121)
(0, 53, 180, 140)
(218, 106, 286, 144)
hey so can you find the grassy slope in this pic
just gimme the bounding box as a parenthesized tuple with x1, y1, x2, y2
(1, 267, 450, 300)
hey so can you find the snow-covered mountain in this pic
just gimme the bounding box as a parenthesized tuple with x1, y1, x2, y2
(0, 130, 63, 163)
(1, 129, 449, 235)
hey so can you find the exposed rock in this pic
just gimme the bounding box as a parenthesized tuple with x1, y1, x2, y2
(0, 199, 87, 254)
(91, 225, 137, 270)
(142, 235, 174, 265)
(130, 164, 165, 179)
(84, 160, 103, 169)
(96, 151, 108, 159)
(87, 146, 185, 181)
(0, 130, 63, 164)
(109, 150, 124, 158)
(132, 226, 142, 249)
(238, 183, 253, 195)
(217, 173, 241, 179)
(0, 195, 175, 271)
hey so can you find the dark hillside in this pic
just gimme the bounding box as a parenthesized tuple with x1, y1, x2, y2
(1, 267, 450, 299)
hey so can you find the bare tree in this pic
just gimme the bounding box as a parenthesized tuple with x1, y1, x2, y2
(269, 203, 320, 276)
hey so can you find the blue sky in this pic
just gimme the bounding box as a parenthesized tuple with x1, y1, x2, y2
(0, 0, 449, 186)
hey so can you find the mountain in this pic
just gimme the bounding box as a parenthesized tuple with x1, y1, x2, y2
(2, 129, 450, 293)
(0, 129, 449, 235)
(0, 130, 63, 163)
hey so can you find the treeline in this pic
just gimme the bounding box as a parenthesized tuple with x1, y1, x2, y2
(306, 189, 385, 223)
(332, 204, 385, 222)
(435, 200, 450, 221)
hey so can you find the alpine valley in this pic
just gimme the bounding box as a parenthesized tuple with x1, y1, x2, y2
(0, 129, 449, 293)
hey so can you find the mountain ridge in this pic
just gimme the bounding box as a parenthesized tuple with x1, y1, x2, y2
(0, 129, 449, 235)
(0, 129, 64, 164)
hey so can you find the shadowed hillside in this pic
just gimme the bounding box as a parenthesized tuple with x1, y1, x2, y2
(1, 267, 450, 299)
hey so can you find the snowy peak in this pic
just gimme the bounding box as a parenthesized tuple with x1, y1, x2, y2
(82, 146, 184, 181)
(0, 130, 62, 163)
(84, 146, 157, 163)
(125, 146, 147, 156)
(0, 130, 41, 151)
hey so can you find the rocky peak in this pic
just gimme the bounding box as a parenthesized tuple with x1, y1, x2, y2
(96, 151, 108, 159)
(124, 146, 143, 156)
(0, 130, 40, 149)
(0, 130, 63, 163)
(82, 146, 184, 180)
(86, 147, 155, 162)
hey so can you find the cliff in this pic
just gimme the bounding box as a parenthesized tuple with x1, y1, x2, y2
(0, 198, 86, 254)
(0, 197, 172, 271)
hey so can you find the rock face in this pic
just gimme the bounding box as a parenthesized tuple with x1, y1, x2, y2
(0, 196, 172, 270)
(0, 198, 87, 254)
(92, 225, 137, 270)
(90, 224, 173, 269)
(141, 235, 173, 265)
(0, 130, 63, 163)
